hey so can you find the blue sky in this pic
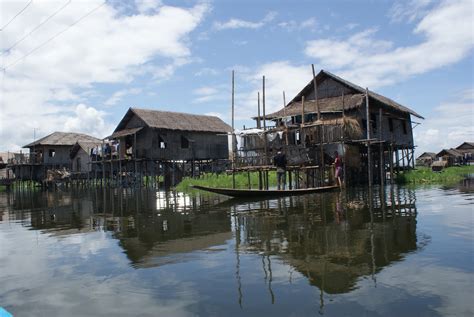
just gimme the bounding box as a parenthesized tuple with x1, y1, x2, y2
(0, 0, 473, 154)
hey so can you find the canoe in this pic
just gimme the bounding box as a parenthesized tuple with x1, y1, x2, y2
(191, 185, 339, 198)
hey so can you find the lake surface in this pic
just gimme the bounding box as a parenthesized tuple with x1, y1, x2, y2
(0, 182, 473, 317)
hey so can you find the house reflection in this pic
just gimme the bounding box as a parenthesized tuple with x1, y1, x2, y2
(3, 189, 231, 266)
(231, 186, 419, 295)
(2, 186, 423, 300)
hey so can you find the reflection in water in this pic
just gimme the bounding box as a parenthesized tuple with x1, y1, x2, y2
(2, 184, 459, 316)
(3, 186, 419, 286)
(228, 186, 419, 310)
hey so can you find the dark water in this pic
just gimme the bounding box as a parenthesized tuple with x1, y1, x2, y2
(0, 182, 473, 317)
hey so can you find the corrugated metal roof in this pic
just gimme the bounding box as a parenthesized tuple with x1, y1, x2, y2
(23, 132, 101, 148)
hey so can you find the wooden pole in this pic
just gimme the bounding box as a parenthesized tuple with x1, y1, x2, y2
(257, 92, 261, 129)
(366, 88, 372, 187)
(102, 139, 105, 187)
(263, 75, 268, 165)
(232, 70, 236, 189)
(342, 90, 347, 186)
(301, 95, 305, 126)
(379, 108, 384, 187)
(389, 144, 394, 184)
(283, 91, 289, 146)
(311, 64, 320, 121)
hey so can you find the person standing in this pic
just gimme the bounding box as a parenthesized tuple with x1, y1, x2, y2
(274, 148, 287, 190)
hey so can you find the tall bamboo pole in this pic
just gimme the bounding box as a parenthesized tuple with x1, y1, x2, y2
(232, 70, 236, 189)
(342, 90, 347, 186)
(301, 95, 305, 126)
(257, 92, 261, 129)
(311, 64, 320, 121)
(312, 64, 324, 184)
(366, 88, 372, 187)
(283, 91, 289, 146)
(379, 108, 384, 187)
(263, 75, 268, 165)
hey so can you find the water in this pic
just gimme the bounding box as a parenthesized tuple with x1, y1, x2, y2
(0, 182, 473, 317)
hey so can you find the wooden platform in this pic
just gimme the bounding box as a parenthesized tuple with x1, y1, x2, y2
(191, 184, 339, 198)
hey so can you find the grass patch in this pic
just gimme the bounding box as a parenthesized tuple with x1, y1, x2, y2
(175, 171, 277, 193)
(396, 165, 474, 184)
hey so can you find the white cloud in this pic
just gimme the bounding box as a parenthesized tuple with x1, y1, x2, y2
(64, 104, 114, 138)
(104, 88, 142, 106)
(414, 89, 474, 154)
(304, 0, 474, 88)
(192, 85, 227, 104)
(213, 11, 276, 30)
(388, 0, 434, 23)
(279, 17, 317, 31)
(0, 1, 210, 151)
(233, 61, 311, 120)
(194, 67, 219, 76)
(135, 0, 163, 14)
(193, 86, 218, 96)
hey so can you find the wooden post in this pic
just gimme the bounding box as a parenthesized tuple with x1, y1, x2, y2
(301, 96, 305, 126)
(311, 64, 320, 120)
(390, 144, 394, 184)
(102, 139, 105, 187)
(134, 132, 138, 186)
(232, 70, 236, 189)
(312, 65, 324, 184)
(263, 75, 268, 166)
(283, 91, 289, 146)
(342, 90, 347, 187)
(257, 92, 261, 129)
(379, 108, 384, 187)
(366, 88, 372, 187)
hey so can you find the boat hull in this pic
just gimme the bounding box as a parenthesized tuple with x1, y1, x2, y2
(191, 185, 339, 198)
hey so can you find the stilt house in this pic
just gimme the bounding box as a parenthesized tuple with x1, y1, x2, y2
(241, 70, 424, 185)
(11, 131, 101, 181)
(109, 108, 232, 161)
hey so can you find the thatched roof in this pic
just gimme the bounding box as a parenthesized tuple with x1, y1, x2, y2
(70, 141, 103, 158)
(265, 70, 424, 120)
(263, 94, 365, 120)
(417, 152, 436, 160)
(24, 131, 101, 148)
(456, 142, 474, 149)
(108, 127, 143, 139)
(114, 108, 232, 134)
(436, 148, 463, 157)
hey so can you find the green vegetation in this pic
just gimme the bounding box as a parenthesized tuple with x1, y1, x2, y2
(396, 165, 474, 184)
(175, 171, 277, 193)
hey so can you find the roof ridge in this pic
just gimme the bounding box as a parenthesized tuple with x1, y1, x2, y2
(131, 107, 222, 119)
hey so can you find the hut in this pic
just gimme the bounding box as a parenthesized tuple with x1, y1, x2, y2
(98, 108, 232, 186)
(70, 140, 103, 174)
(455, 142, 474, 164)
(435, 149, 463, 167)
(11, 131, 101, 181)
(416, 152, 436, 167)
(109, 108, 231, 161)
(245, 69, 424, 185)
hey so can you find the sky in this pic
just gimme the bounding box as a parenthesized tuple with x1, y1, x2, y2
(0, 0, 473, 155)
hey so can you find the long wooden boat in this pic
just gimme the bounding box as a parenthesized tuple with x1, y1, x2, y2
(191, 185, 339, 198)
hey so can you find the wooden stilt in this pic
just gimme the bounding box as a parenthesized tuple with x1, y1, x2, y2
(366, 88, 372, 187)
(379, 108, 384, 187)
